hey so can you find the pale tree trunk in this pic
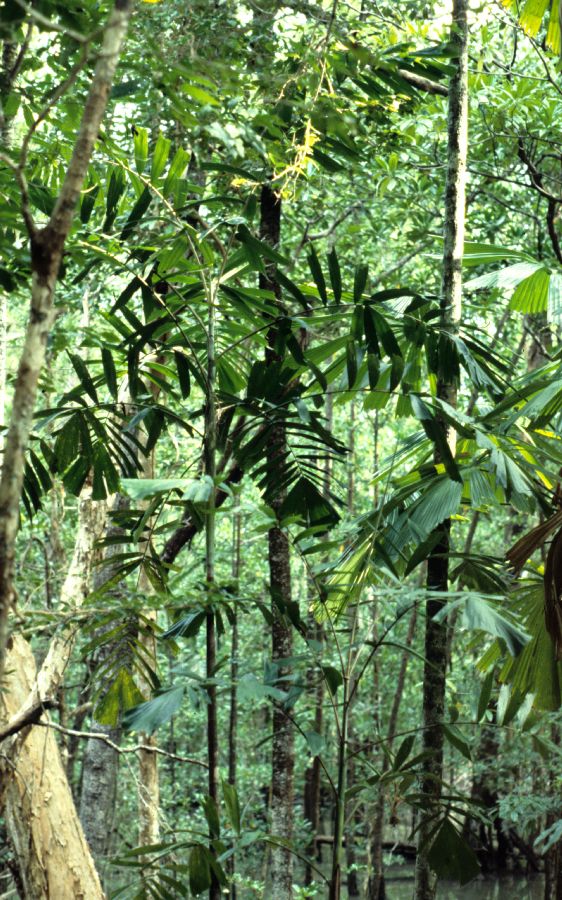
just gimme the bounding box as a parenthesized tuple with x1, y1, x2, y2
(0, 487, 106, 897)
(261, 183, 294, 900)
(79, 495, 129, 868)
(1, 635, 104, 899)
(0, 0, 134, 685)
(414, 2, 468, 898)
(137, 436, 160, 848)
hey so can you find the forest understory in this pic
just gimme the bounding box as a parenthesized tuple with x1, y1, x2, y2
(0, 0, 562, 898)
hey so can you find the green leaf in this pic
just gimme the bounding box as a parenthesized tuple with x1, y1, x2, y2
(535, 819, 562, 855)
(80, 182, 99, 224)
(427, 819, 479, 885)
(162, 610, 206, 640)
(174, 351, 191, 398)
(133, 126, 148, 173)
(104, 166, 126, 229)
(151, 133, 171, 180)
(410, 395, 461, 482)
(393, 734, 415, 770)
(327, 248, 342, 303)
(101, 348, 118, 399)
(68, 353, 98, 403)
(304, 730, 325, 757)
(222, 780, 241, 835)
(203, 795, 220, 839)
(307, 244, 328, 305)
(95, 668, 145, 727)
(322, 665, 343, 695)
(509, 267, 550, 315)
(367, 352, 380, 389)
(437, 594, 529, 657)
(353, 264, 368, 303)
(443, 724, 472, 760)
(346, 338, 358, 388)
(189, 845, 211, 896)
(120, 187, 152, 240)
(163, 147, 191, 198)
(477, 669, 494, 722)
(121, 477, 188, 500)
(122, 686, 185, 734)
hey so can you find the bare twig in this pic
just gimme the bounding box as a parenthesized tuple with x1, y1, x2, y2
(35, 720, 208, 767)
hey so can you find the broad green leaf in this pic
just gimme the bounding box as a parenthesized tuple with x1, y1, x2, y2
(322, 665, 343, 695)
(163, 147, 191, 198)
(203, 795, 220, 839)
(443, 724, 472, 760)
(151, 133, 171, 180)
(427, 819, 479, 885)
(121, 477, 189, 499)
(436, 594, 529, 657)
(509, 267, 550, 315)
(189, 845, 211, 896)
(95, 668, 145, 727)
(133, 126, 148, 173)
(222, 780, 241, 835)
(393, 734, 415, 770)
(123, 686, 185, 734)
(304, 730, 325, 757)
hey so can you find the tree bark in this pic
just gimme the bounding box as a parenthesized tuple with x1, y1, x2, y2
(79, 495, 131, 872)
(261, 183, 294, 900)
(1, 635, 104, 899)
(0, 0, 134, 685)
(366, 605, 418, 899)
(414, 2, 468, 898)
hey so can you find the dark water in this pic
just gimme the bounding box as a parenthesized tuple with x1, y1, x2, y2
(383, 872, 544, 899)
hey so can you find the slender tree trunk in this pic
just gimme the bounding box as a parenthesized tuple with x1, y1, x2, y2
(366, 605, 418, 898)
(304, 388, 331, 884)
(414, 3, 468, 898)
(261, 183, 294, 900)
(205, 252, 220, 900)
(544, 726, 562, 900)
(0, 0, 134, 685)
(137, 389, 161, 849)
(228, 487, 242, 899)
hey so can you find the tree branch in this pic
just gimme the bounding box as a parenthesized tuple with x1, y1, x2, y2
(0, 698, 58, 742)
(35, 720, 208, 767)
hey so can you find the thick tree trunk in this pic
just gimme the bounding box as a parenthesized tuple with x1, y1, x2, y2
(79, 719, 121, 863)
(414, 2, 468, 897)
(1, 635, 104, 899)
(260, 183, 294, 900)
(0, 0, 134, 685)
(79, 495, 130, 870)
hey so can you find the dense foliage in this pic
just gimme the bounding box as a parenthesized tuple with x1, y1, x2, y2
(1, 0, 562, 898)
